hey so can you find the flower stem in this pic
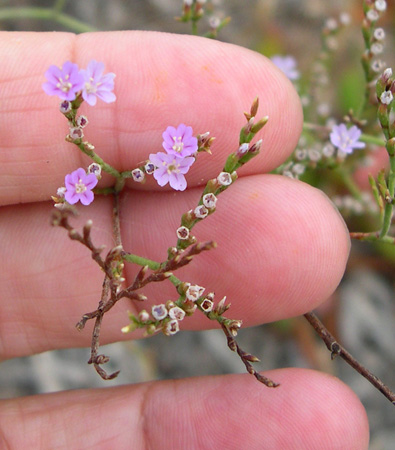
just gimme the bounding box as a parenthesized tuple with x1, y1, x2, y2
(76, 142, 122, 180)
(0, 7, 97, 33)
(334, 165, 364, 202)
(360, 133, 386, 147)
(304, 311, 395, 405)
(122, 253, 181, 287)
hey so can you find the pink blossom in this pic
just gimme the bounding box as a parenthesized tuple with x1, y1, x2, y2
(64, 168, 98, 205)
(149, 152, 195, 191)
(329, 124, 365, 154)
(42, 61, 84, 101)
(81, 60, 116, 106)
(162, 124, 198, 157)
(270, 55, 300, 81)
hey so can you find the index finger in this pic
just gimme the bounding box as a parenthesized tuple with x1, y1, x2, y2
(0, 31, 302, 206)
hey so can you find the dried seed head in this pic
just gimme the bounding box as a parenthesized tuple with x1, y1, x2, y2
(59, 100, 72, 114)
(152, 304, 168, 321)
(202, 193, 217, 209)
(185, 284, 205, 302)
(69, 127, 84, 140)
(217, 172, 232, 186)
(200, 299, 214, 313)
(132, 168, 145, 183)
(194, 205, 209, 219)
(88, 163, 102, 179)
(76, 115, 89, 128)
(228, 319, 242, 336)
(163, 319, 179, 336)
(177, 226, 190, 240)
(169, 306, 186, 321)
(144, 162, 155, 174)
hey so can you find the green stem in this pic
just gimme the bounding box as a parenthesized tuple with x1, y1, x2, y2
(379, 155, 395, 238)
(334, 166, 364, 201)
(0, 7, 97, 33)
(76, 142, 122, 181)
(122, 253, 180, 287)
(360, 133, 386, 147)
(53, 0, 68, 13)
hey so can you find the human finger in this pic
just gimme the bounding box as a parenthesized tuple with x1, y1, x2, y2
(0, 31, 302, 205)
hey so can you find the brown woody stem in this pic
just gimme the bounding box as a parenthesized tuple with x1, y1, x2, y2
(304, 311, 395, 405)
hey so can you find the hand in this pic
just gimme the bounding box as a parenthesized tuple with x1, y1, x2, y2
(0, 31, 368, 449)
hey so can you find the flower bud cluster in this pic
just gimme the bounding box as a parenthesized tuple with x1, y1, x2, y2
(332, 193, 378, 216)
(361, 0, 388, 89)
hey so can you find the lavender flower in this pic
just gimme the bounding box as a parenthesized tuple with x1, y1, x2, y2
(42, 61, 84, 101)
(270, 55, 300, 81)
(80, 60, 116, 106)
(162, 124, 198, 157)
(329, 124, 366, 154)
(149, 152, 195, 191)
(64, 168, 98, 205)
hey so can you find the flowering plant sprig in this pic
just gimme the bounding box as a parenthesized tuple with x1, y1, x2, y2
(44, 60, 276, 386)
(177, 0, 230, 37)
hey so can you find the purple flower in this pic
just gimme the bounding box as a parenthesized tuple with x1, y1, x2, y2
(64, 168, 98, 205)
(329, 124, 366, 154)
(270, 55, 300, 81)
(42, 61, 85, 101)
(80, 60, 116, 106)
(162, 124, 198, 157)
(149, 152, 195, 191)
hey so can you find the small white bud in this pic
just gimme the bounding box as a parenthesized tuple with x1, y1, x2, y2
(367, 9, 379, 22)
(375, 0, 387, 12)
(339, 12, 351, 26)
(209, 16, 221, 29)
(325, 18, 338, 31)
(292, 163, 305, 176)
(84, 142, 95, 151)
(308, 149, 322, 162)
(139, 310, 150, 322)
(237, 143, 249, 156)
(322, 144, 335, 158)
(374, 28, 385, 41)
(371, 43, 383, 55)
(380, 90, 393, 105)
(56, 186, 66, 198)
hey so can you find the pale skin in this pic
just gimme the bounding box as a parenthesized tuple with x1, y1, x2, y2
(0, 32, 369, 448)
